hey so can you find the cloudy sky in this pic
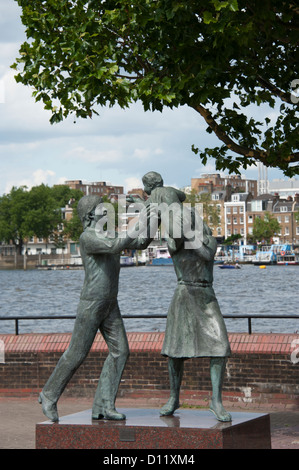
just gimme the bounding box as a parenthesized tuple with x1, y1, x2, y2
(0, 1, 289, 197)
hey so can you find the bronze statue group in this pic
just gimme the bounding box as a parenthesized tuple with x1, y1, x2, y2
(39, 172, 232, 423)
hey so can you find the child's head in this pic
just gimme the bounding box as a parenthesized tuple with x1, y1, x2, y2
(142, 171, 163, 194)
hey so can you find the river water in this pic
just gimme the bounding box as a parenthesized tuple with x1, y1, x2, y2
(0, 264, 298, 335)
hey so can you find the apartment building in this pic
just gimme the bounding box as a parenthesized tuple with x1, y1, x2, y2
(191, 173, 258, 198)
(269, 178, 299, 198)
(64, 180, 124, 198)
(246, 194, 299, 245)
(127, 188, 148, 200)
(224, 193, 253, 244)
(246, 194, 278, 240)
(208, 190, 226, 240)
(272, 195, 299, 244)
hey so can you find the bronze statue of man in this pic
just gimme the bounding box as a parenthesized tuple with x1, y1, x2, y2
(39, 195, 131, 422)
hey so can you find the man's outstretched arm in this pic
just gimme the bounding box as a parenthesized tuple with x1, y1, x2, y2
(80, 231, 133, 255)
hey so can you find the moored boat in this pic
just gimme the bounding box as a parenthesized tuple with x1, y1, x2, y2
(149, 245, 173, 266)
(253, 244, 296, 266)
(276, 251, 299, 265)
(218, 263, 241, 269)
(120, 255, 135, 267)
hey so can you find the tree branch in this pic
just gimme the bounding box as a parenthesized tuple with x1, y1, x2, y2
(115, 73, 139, 80)
(104, 26, 152, 74)
(257, 75, 297, 105)
(191, 103, 268, 160)
(191, 103, 299, 165)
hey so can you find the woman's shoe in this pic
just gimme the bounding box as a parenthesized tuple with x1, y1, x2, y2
(209, 399, 232, 422)
(160, 397, 180, 416)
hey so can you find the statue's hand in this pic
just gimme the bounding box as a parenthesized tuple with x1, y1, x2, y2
(203, 235, 209, 245)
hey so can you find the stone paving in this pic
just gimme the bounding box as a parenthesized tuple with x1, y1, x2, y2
(0, 397, 298, 449)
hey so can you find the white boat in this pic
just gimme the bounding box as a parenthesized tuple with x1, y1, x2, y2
(276, 251, 299, 265)
(253, 244, 298, 265)
(148, 245, 173, 266)
(120, 256, 135, 267)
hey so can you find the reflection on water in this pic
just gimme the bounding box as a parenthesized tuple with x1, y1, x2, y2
(0, 264, 298, 334)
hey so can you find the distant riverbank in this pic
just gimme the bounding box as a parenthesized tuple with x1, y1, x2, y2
(0, 264, 298, 335)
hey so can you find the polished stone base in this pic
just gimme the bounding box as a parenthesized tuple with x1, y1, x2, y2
(36, 408, 271, 449)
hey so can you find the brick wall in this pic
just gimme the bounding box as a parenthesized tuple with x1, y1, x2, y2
(0, 332, 298, 409)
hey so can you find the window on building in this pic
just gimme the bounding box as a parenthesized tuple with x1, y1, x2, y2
(233, 206, 238, 213)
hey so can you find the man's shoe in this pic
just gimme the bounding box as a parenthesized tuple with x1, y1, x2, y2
(38, 391, 59, 422)
(92, 404, 126, 421)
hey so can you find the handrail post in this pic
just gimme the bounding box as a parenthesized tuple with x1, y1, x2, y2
(248, 317, 252, 335)
(15, 319, 19, 336)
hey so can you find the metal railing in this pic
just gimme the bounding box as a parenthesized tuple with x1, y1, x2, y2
(0, 314, 298, 336)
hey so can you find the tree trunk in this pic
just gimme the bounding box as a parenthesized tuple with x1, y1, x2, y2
(15, 239, 23, 256)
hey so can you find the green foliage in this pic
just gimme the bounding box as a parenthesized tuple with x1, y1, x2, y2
(252, 212, 281, 243)
(12, 0, 299, 175)
(223, 233, 242, 245)
(62, 209, 82, 242)
(0, 184, 83, 253)
(0, 186, 30, 254)
(51, 184, 83, 208)
(184, 189, 220, 228)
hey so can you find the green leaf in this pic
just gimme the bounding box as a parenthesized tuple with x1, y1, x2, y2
(203, 11, 218, 24)
(12, 0, 299, 177)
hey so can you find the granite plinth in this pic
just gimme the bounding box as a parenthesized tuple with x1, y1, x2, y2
(36, 408, 271, 449)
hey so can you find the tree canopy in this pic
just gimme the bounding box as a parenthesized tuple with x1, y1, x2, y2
(12, 0, 299, 176)
(251, 211, 281, 243)
(184, 189, 220, 229)
(0, 184, 83, 254)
